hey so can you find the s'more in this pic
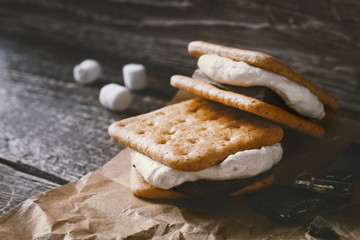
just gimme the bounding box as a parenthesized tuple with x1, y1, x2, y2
(171, 41, 339, 138)
(109, 98, 284, 200)
(109, 41, 338, 200)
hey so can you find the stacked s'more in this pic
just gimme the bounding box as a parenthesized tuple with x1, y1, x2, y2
(109, 41, 338, 200)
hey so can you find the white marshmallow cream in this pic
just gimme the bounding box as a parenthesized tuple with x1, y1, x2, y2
(198, 54, 325, 119)
(132, 143, 283, 190)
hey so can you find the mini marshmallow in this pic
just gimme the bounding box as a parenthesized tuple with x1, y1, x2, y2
(99, 83, 133, 111)
(122, 63, 147, 90)
(73, 59, 102, 84)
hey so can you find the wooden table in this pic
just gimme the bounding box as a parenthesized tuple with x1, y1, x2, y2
(1, 0, 359, 230)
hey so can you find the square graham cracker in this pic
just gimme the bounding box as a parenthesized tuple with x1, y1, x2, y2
(171, 75, 325, 138)
(109, 98, 283, 171)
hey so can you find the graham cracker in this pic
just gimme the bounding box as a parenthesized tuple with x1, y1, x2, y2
(109, 98, 283, 171)
(229, 174, 274, 196)
(170, 75, 325, 138)
(188, 41, 339, 110)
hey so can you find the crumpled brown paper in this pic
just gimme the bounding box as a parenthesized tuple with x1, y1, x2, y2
(0, 149, 282, 239)
(1, 92, 360, 239)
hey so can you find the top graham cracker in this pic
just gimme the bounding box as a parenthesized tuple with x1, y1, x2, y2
(109, 98, 283, 171)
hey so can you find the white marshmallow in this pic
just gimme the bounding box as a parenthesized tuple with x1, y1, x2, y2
(122, 63, 147, 90)
(73, 59, 102, 84)
(99, 83, 133, 111)
(133, 143, 283, 190)
(198, 54, 325, 119)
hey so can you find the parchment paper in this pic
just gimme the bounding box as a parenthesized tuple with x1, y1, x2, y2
(1, 92, 360, 239)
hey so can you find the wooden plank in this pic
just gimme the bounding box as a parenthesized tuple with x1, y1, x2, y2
(0, 162, 59, 216)
(0, 0, 359, 114)
(0, 33, 172, 183)
(0, 69, 120, 182)
(0, 32, 177, 101)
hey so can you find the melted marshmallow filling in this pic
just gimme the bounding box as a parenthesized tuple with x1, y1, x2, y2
(132, 143, 283, 190)
(198, 54, 325, 119)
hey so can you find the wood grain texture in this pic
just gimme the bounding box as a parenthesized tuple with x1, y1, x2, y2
(0, 162, 59, 216)
(0, 32, 175, 215)
(0, 0, 359, 113)
(0, 33, 170, 183)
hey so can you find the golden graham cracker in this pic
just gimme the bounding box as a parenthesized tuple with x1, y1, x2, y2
(109, 98, 283, 171)
(170, 75, 325, 138)
(188, 41, 339, 110)
(229, 174, 274, 196)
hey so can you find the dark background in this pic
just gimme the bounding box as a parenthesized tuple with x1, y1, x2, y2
(0, 0, 359, 218)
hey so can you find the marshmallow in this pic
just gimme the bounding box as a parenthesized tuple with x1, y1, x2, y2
(73, 59, 102, 84)
(122, 63, 147, 90)
(99, 83, 133, 111)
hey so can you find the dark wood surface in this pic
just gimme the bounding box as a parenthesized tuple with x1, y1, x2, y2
(0, 0, 359, 230)
(0, 32, 174, 216)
